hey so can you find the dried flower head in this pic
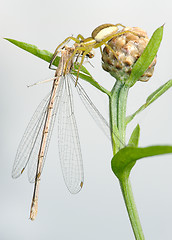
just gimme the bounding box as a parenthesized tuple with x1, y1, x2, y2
(102, 27, 157, 82)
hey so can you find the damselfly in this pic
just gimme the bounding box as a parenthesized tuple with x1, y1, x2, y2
(12, 46, 121, 220)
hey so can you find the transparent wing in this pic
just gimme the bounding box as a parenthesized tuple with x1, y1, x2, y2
(71, 75, 124, 146)
(58, 76, 84, 194)
(28, 79, 64, 182)
(12, 79, 64, 182)
(71, 76, 111, 139)
(12, 93, 50, 179)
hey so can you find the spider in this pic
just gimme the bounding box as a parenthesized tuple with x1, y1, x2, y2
(49, 23, 142, 85)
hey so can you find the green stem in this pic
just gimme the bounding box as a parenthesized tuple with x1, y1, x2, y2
(110, 80, 144, 239)
(109, 81, 124, 154)
(117, 84, 129, 144)
(109, 81, 129, 153)
(119, 177, 145, 240)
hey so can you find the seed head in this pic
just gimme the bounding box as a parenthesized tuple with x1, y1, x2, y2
(102, 27, 157, 82)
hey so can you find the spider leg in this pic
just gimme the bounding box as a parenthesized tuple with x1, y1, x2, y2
(71, 34, 85, 63)
(94, 30, 144, 64)
(63, 46, 87, 75)
(100, 30, 144, 44)
(93, 41, 122, 64)
(99, 46, 103, 55)
(103, 42, 122, 64)
(113, 23, 126, 28)
(75, 47, 92, 86)
(76, 34, 85, 40)
(49, 36, 81, 70)
(74, 50, 83, 65)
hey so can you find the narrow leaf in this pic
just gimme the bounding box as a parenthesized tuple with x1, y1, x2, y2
(112, 145, 172, 179)
(4, 38, 60, 66)
(126, 79, 172, 124)
(4, 38, 110, 95)
(146, 79, 172, 104)
(71, 69, 110, 95)
(126, 25, 164, 87)
(128, 124, 140, 147)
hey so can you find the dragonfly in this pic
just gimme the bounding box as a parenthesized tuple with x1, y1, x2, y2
(12, 45, 122, 220)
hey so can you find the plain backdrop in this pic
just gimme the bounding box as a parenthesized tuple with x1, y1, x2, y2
(1, 0, 172, 239)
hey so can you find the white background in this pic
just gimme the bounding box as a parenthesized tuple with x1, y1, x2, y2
(1, 0, 172, 239)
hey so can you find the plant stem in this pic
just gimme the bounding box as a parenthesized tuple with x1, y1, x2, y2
(117, 84, 129, 144)
(110, 80, 144, 239)
(109, 81, 124, 154)
(119, 177, 145, 240)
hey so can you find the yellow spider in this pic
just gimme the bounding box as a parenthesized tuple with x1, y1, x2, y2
(49, 23, 142, 85)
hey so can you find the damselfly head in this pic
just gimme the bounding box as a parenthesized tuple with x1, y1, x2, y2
(86, 50, 95, 59)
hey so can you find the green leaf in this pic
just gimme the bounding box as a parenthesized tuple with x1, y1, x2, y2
(126, 25, 164, 87)
(71, 69, 110, 95)
(126, 79, 172, 124)
(4, 38, 61, 66)
(111, 145, 172, 180)
(128, 124, 140, 147)
(4, 38, 110, 95)
(146, 79, 172, 104)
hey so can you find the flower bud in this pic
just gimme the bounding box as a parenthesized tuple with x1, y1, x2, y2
(102, 27, 157, 82)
